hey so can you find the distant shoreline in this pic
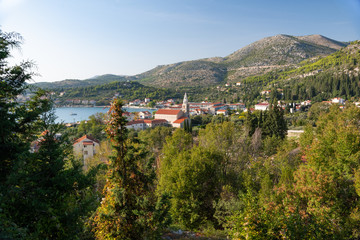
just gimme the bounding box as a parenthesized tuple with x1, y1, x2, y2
(55, 105, 156, 110)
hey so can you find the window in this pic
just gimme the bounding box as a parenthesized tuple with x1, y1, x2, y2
(84, 151, 88, 155)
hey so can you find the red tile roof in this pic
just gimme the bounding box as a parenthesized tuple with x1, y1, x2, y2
(143, 119, 168, 124)
(155, 109, 182, 115)
(173, 117, 188, 124)
(73, 135, 100, 145)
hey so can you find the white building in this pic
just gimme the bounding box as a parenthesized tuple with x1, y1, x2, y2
(216, 109, 228, 115)
(73, 135, 100, 162)
(126, 120, 146, 131)
(331, 97, 345, 105)
(143, 119, 168, 128)
(255, 103, 269, 111)
(139, 111, 152, 119)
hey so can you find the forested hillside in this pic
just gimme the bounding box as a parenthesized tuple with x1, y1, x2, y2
(236, 40, 360, 104)
(34, 74, 132, 89)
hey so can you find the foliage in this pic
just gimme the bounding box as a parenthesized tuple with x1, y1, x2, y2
(226, 104, 360, 239)
(245, 104, 287, 140)
(0, 29, 98, 239)
(91, 99, 170, 239)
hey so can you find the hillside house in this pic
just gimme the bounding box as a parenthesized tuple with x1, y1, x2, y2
(138, 111, 152, 119)
(331, 97, 345, 104)
(255, 103, 269, 111)
(73, 135, 100, 162)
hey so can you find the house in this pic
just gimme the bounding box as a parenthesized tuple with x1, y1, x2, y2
(138, 111, 152, 119)
(301, 100, 312, 106)
(73, 135, 100, 162)
(255, 103, 269, 111)
(122, 112, 135, 121)
(261, 90, 271, 95)
(172, 117, 188, 128)
(216, 109, 228, 115)
(126, 120, 146, 131)
(236, 82, 241, 86)
(331, 97, 345, 105)
(228, 103, 246, 111)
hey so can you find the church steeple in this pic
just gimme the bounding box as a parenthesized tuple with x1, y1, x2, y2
(182, 93, 189, 117)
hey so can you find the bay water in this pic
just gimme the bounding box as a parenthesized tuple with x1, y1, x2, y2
(54, 107, 156, 123)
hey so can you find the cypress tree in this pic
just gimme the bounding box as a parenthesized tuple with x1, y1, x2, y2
(91, 99, 170, 239)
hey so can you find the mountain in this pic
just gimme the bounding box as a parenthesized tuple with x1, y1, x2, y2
(33, 74, 132, 89)
(135, 60, 227, 88)
(34, 34, 348, 89)
(135, 34, 347, 88)
(47, 41, 360, 105)
(224, 34, 347, 68)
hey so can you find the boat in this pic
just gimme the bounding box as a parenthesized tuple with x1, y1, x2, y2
(70, 113, 77, 116)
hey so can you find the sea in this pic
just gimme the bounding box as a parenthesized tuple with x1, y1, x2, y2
(54, 107, 156, 123)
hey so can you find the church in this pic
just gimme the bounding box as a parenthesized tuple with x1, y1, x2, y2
(154, 93, 191, 128)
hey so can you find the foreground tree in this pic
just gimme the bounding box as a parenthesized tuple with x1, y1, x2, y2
(0, 29, 97, 239)
(91, 99, 170, 239)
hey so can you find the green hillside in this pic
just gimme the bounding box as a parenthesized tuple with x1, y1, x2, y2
(34, 74, 132, 89)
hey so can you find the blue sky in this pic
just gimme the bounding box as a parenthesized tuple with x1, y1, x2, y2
(1, 0, 359, 82)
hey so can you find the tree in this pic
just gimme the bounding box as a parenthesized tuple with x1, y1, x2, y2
(91, 99, 170, 239)
(0, 29, 97, 238)
(0, 30, 39, 183)
(4, 110, 97, 239)
(158, 133, 223, 229)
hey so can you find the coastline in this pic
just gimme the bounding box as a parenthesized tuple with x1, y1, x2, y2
(55, 105, 156, 110)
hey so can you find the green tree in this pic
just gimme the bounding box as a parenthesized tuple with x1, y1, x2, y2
(0, 29, 97, 239)
(158, 140, 223, 229)
(91, 99, 170, 239)
(4, 111, 97, 239)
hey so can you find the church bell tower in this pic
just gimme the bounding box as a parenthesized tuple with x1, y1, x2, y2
(182, 93, 189, 118)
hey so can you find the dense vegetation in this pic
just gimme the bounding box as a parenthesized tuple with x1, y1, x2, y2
(0, 30, 97, 239)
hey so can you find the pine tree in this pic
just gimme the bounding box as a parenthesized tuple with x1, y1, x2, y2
(91, 99, 170, 239)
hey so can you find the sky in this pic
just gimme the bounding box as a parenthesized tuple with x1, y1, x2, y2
(0, 0, 359, 83)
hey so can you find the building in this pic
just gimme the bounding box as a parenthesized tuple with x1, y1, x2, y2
(122, 112, 135, 121)
(126, 120, 146, 130)
(331, 97, 345, 105)
(154, 93, 191, 128)
(73, 135, 100, 162)
(255, 103, 269, 111)
(172, 117, 189, 128)
(143, 119, 168, 128)
(216, 109, 228, 115)
(228, 103, 246, 111)
(138, 111, 152, 119)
